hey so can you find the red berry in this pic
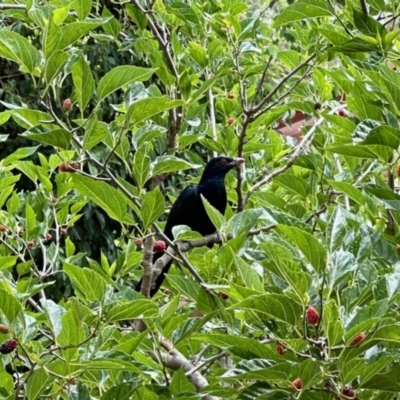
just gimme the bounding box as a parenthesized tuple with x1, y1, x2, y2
(226, 117, 235, 125)
(0, 226, 6, 232)
(219, 292, 229, 300)
(45, 233, 52, 241)
(59, 163, 68, 172)
(153, 240, 166, 253)
(397, 164, 400, 177)
(276, 344, 285, 355)
(338, 109, 346, 117)
(0, 339, 17, 354)
(163, 289, 171, 295)
(227, 93, 235, 99)
(63, 98, 72, 112)
(27, 241, 35, 248)
(60, 228, 67, 235)
(0, 324, 10, 334)
(134, 238, 143, 247)
(342, 386, 355, 399)
(292, 378, 302, 390)
(350, 332, 365, 346)
(306, 306, 319, 325)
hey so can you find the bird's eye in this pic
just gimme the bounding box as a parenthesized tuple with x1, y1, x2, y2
(220, 159, 227, 165)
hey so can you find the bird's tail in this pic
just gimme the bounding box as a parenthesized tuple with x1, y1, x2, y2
(135, 251, 172, 297)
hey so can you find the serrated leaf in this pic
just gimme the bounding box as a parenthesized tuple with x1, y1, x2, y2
(98, 66, 157, 101)
(273, 0, 333, 28)
(23, 128, 71, 149)
(63, 263, 106, 303)
(0, 289, 22, 323)
(133, 143, 151, 188)
(82, 117, 108, 150)
(72, 56, 95, 114)
(0, 30, 40, 74)
(107, 300, 158, 322)
(231, 294, 302, 326)
(72, 174, 134, 224)
(201, 195, 225, 232)
(152, 156, 200, 176)
(141, 187, 164, 230)
(278, 225, 327, 272)
(126, 97, 183, 125)
(74, 0, 92, 20)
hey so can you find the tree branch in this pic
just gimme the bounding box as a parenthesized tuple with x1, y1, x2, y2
(140, 237, 154, 298)
(244, 105, 344, 205)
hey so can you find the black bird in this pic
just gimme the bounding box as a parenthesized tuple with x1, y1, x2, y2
(136, 156, 245, 297)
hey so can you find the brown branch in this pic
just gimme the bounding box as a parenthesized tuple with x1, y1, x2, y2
(252, 63, 315, 120)
(251, 55, 273, 109)
(140, 237, 154, 298)
(244, 105, 344, 206)
(236, 115, 250, 212)
(130, 0, 183, 188)
(160, 338, 220, 400)
(250, 54, 316, 115)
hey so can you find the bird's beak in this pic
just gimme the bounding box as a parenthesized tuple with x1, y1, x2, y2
(229, 158, 245, 167)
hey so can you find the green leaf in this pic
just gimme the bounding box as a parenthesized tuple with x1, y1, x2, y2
(331, 37, 380, 53)
(0, 289, 22, 323)
(72, 174, 134, 224)
(0, 256, 19, 270)
(231, 294, 302, 326)
(232, 251, 264, 292)
(74, 0, 92, 20)
(58, 21, 103, 51)
(273, 0, 333, 28)
(322, 301, 344, 347)
(26, 368, 53, 400)
(133, 143, 151, 188)
(274, 174, 309, 198)
(353, 9, 387, 37)
(152, 156, 200, 176)
(82, 117, 108, 150)
(102, 7, 121, 39)
(192, 334, 273, 359)
(11, 109, 53, 129)
(261, 241, 311, 301)
(201, 195, 225, 232)
(63, 263, 106, 303)
(97, 66, 157, 101)
(0, 30, 40, 74)
(188, 41, 208, 67)
(44, 50, 69, 84)
(141, 187, 165, 230)
(170, 369, 195, 396)
(0, 111, 11, 126)
(22, 128, 71, 149)
(360, 125, 400, 148)
(57, 310, 84, 362)
(278, 225, 327, 272)
(328, 181, 365, 206)
(361, 363, 400, 392)
(72, 56, 95, 114)
(126, 97, 183, 125)
(107, 300, 158, 322)
(2, 147, 39, 165)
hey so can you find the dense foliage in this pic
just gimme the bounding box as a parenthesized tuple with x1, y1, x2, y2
(1, 0, 400, 399)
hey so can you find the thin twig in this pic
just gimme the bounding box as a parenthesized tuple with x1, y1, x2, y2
(244, 105, 344, 205)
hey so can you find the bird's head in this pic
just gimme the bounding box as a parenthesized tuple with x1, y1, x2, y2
(200, 156, 245, 183)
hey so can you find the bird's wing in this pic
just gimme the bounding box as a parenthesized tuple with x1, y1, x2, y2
(163, 185, 201, 239)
